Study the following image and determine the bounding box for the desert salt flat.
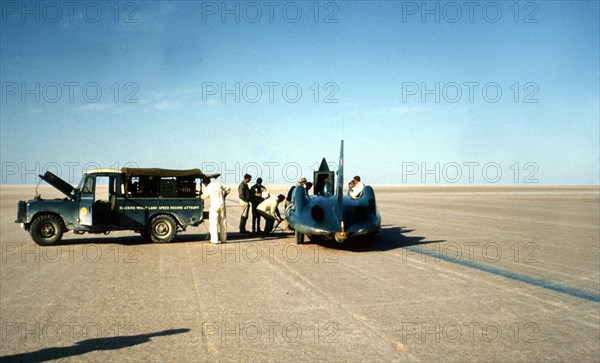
[1,185,598,362]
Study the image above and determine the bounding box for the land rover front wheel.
[148,215,177,243]
[30,214,64,245]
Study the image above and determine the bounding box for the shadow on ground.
[313,225,446,253]
[0,328,190,363]
[55,234,206,246]
[50,226,441,252]
[54,231,286,246]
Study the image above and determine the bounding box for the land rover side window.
[176,177,197,198]
[94,176,112,202]
[159,177,177,198]
[157,177,197,198]
[127,177,139,197]
[127,176,159,198]
[81,176,95,194]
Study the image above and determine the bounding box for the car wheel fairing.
[295,230,305,244]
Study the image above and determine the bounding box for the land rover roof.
[121,168,220,179]
[86,168,121,175]
[84,168,221,179]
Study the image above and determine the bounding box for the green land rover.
[16,168,219,245]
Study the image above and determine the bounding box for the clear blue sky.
[1,1,598,185]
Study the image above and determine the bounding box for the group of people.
[202,174,286,244]
[201,174,365,244]
[238,174,285,236]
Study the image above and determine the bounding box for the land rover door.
[78,174,95,226]
[77,173,121,228]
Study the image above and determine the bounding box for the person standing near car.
[201,177,230,244]
[238,173,252,234]
[250,177,267,233]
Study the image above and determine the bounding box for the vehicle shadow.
[55,231,283,246]
[312,225,446,253]
[53,227,441,251]
[55,235,163,246]
[0,328,190,363]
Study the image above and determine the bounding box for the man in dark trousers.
[257,194,286,235]
[238,174,251,234]
[250,177,267,233]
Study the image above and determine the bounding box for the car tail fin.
[336,140,344,202]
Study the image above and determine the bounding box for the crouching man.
[201,177,231,244]
[257,194,285,235]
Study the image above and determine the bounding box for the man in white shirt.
[257,194,285,235]
[201,177,231,244]
[348,175,365,199]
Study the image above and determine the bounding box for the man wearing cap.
[250,177,267,233]
[348,175,365,199]
[257,194,286,235]
[201,177,231,244]
[238,174,252,234]
[285,177,307,205]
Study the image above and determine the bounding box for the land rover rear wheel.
[30,214,64,246]
[148,215,177,243]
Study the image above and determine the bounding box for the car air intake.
[311,206,325,223]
